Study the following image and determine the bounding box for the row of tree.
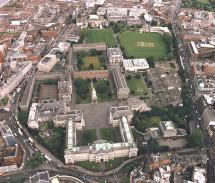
[182,0,215,11]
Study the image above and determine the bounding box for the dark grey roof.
[6,135,16,147]
[112,66,128,89]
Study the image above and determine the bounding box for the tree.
[0,97,9,106]
[140,13,145,20]
[95,80,108,93]
[150,20,158,26]
[89,49,98,56]
[74,79,90,98]
[92,77,97,83]
[163,32,173,52]
[135,74,141,79]
[126,75,131,80]
[65,15,75,25]
[187,129,204,148]
[147,57,155,68]
[18,111,29,127]
[88,63,94,70]
[27,153,44,168]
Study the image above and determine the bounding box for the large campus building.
[0,62,32,99]
[72,43,107,52]
[159,121,187,138]
[37,54,58,73]
[27,101,85,129]
[107,48,123,66]
[109,106,133,127]
[0,121,23,172]
[19,75,35,111]
[112,66,130,99]
[64,107,138,164]
[58,76,73,102]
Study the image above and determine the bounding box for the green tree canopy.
[147,57,155,68]
[187,129,204,148]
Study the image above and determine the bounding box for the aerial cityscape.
[0,0,215,182]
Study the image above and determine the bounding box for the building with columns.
[64,109,138,164]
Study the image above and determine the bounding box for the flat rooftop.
[112,66,128,89]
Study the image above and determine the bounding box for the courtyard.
[94,79,112,102]
[79,55,106,71]
[74,78,91,104]
[32,79,59,103]
[119,31,168,59]
[74,101,117,129]
[126,74,148,96]
[76,50,107,71]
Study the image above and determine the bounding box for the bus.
[18,128,23,136]
[17,121,22,129]
[16,88,21,92]
[44,155,51,161]
[4,108,9,112]
[28,137,33,144]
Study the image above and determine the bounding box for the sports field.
[119,31,168,59]
[83,29,117,47]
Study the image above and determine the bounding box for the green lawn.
[83,29,117,47]
[119,31,168,59]
[100,128,120,142]
[80,129,97,145]
[105,157,127,170]
[149,116,161,126]
[80,55,106,70]
[94,80,112,102]
[126,75,148,96]
[75,157,127,172]
[82,56,101,70]
[76,161,101,172]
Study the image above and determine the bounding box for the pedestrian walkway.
[96,128,101,139]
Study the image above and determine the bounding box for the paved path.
[65,155,145,176]
[96,128,101,139]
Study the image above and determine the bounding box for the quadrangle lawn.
[83,29,117,47]
[126,75,148,96]
[82,56,101,70]
[119,31,168,59]
[100,128,120,142]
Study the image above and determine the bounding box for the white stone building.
[109,106,133,127]
[0,62,32,99]
[27,101,85,130]
[37,54,58,73]
[64,116,138,164]
[123,58,149,73]
[107,48,123,66]
[159,121,177,138]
